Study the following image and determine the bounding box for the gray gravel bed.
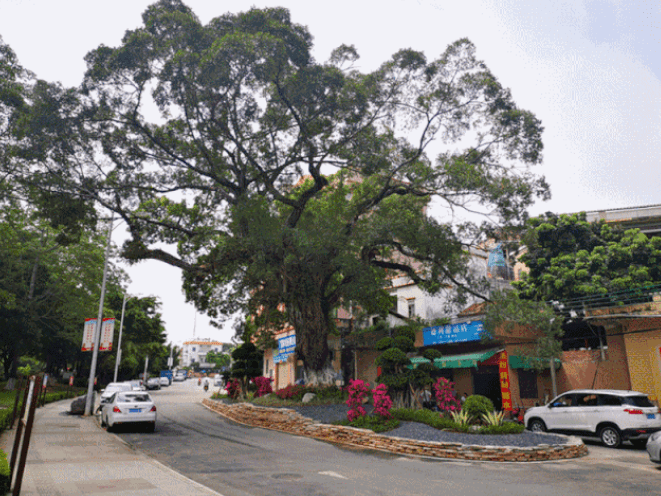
[280,404,569,447]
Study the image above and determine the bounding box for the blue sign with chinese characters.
[274,335,296,363]
[423,321,485,346]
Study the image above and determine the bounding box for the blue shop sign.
[274,335,296,363]
[423,321,485,346]
[278,335,296,354]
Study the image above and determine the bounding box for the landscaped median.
[202,399,588,462]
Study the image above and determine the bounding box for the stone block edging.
[202,399,587,462]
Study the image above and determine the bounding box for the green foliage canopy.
[4,1,548,381]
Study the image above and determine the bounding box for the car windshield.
[117,393,151,403]
[623,395,654,408]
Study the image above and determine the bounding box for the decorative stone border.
[202,399,588,462]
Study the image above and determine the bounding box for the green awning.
[406,356,431,369]
[509,356,562,370]
[432,349,500,369]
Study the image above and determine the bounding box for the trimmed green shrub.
[0,448,10,494]
[478,422,526,435]
[462,395,494,420]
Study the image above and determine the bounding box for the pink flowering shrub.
[252,376,274,398]
[371,383,393,419]
[226,378,241,399]
[346,379,370,422]
[432,377,461,415]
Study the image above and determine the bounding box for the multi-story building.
[180,339,231,368]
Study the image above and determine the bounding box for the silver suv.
[524,389,661,448]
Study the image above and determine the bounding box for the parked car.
[98,382,133,410]
[100,391,157,432]
[159,376,170,387]
[524,389,661,448]
[125,380,145,391]
[173,372,186,382]
[213,374,224,387]
[647,430,661,463]
[145,378,161,390]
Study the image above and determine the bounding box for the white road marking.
[319,471,348,479]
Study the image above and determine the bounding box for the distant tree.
[206,351,231,370]
[483,290,563,396]
[514,212,661,302]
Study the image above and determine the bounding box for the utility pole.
[143,356,149,383]
[84,214,114,417]
[113,294,134,383]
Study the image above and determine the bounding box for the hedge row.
[0,449,8,494]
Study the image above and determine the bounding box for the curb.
[202,399,588,463]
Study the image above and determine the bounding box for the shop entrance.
[472,365,502,410]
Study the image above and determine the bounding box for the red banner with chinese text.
[498,350,512,411]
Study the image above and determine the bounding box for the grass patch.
[0,449,9,495]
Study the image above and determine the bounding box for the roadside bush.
[274,384,310,401]
[346,379,370,422]
[462,395,494,421]
[226,379,241,399]
[310,385,346,402]
[251,377,273,398]
[478,422,525,435]
[372,384,393,419]
[390,407,416,421]
[0,408,14,431]
[432,377,461,415]
[0,449,9,495]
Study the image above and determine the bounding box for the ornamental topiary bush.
[462,395,494,421]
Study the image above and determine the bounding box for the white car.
[524,389,661,448]
[101,391,157,432]
[159,376,170,387]
[98,382,133,410]
[647,430,661,463]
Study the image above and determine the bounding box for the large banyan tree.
[8,0,548,384]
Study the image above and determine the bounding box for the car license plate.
[129,408,141,413]
[647,413,656,419]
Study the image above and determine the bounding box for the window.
[552,394,574,407]
[599,394,622,406]
[518,370,538,399]
[408,299,416,318]
[192,347,196,351]
[575,394,598,406]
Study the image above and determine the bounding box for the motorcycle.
[198,378,202,386]
[203,381,209,392]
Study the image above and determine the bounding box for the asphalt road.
[107,380,661,496]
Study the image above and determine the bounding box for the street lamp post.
[84,214,114,417]
[113,294,134,383]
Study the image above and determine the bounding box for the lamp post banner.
[99,318,115,351]
[82,318,96,351]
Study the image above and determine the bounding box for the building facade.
[181,339,231,368]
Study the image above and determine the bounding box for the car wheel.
[630,439,647,449]
[599,426,622,448]
[528,419,547,433]
[101,414,107,427]
[146,422,155,433]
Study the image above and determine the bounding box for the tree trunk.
[289,294,334,386]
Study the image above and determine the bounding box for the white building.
[180,338,231,367]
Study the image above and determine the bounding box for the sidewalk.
[0,399,223,496]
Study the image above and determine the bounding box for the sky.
[1,0,659,347]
